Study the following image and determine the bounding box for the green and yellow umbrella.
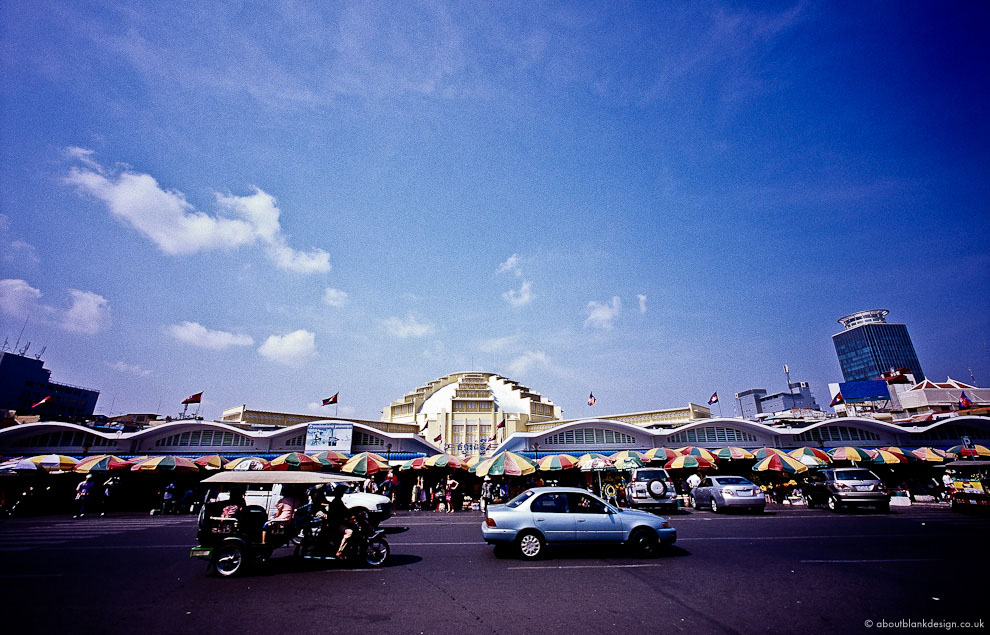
[714,447,755,461]
[224,456,269,471]
[73,454,130,473]
[399,457,428,471]
[946,444,990,458]
[476,451,537,477]
[828,447,873,463]
[462,454,483,473]
[536,454,579,471]
[28,454,78,472]
[423,454,466,469]
[193,454,228,470]
[643,447,679,463]
[911,447,948,462]
[130,455,199,472]
[869,449,908,465]
[676,446,718,462]
[268,452,322,471]
[341,452,389,476]
[664,455,715,471]
[789,447,831,462]
[752,453,808,474]
[879,447,915,460]
[610,450,646,469]
[311,451,350,467]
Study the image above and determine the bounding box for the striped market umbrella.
[312,450,349,465]
[828,447,873,463]
[911,447,948,462]
[399,457,428,471]
[945,444,990,458]
[536,454,580,471]
[752,447,789,460]
[789,447,831,462]
[664,455,715,471]
[476,452,537,477]
[462,454,484,473]
[423,454,466,470]
[193,454,228,470]
[0,458,41,471]
[130,455,199,472]
[676,446,718,462]
[28,454,78,472]
[752,453,808,475]
[643,447,679,463]
[341,452,390,476]
[713,447,756,461]
[74,455,131,473]
[268,452,322,471]
[879,447,914,459]
[610,450,645,469]
[224,456,269,471]
[869,449,908,465]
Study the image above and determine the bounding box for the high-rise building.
[0,352,100,419]
[832,309,925,383]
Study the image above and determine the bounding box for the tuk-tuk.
[190,471,389,576]
[945,460,990,511]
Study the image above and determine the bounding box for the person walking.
[74,474,95,518]
[480,476,495,514]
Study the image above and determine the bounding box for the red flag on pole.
[322,393,339,406]
[433,433,442,443]
[32,395,52,408]
[181,392,203,405]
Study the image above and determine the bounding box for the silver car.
[481,486,677,560]
[689,476,765,513]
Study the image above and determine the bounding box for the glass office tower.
[832,309,925,383]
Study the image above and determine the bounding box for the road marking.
[677,533,928,541]
[508,563,664,570]
[800,558,944,563]
[389,541,486,545]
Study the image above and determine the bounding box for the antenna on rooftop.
[1,337,8,353]
[13,317,28,352]
[34,345,46,360]
[17,342,30,356]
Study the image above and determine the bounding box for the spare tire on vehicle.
[647,479,667,499]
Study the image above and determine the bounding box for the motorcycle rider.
[325,483,356,558]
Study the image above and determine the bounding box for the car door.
[696,477,713,505]
[530,492,574,543]
[567,493,623,542]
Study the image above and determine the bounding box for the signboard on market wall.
[304,422,353,454]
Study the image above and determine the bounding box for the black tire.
[363,537,390,567]
[517,531,545,560]
[628,528,660,558]
[212,543,246,577]
[647,479,668,499]
[710,497,719,513]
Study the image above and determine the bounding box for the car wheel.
[827,496,841,512]
[628,528,660,558]
[647,479,668,499]
[517,531,545,560]
[690,495,699,510]
[363,537,390,567]
[710,497,719,513]
[212,543,245,577]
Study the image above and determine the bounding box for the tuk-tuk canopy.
[200,471,366,486]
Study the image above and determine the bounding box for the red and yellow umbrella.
[423,454,466,469]
[828,447,873,462]
[28,454,78,472]
[677,446,718,462]
[911,447,948,462]
[879,447,914,459]
[224,456,269,471]
[341,452,389,476]
[462,454,484,473]
[268,452,322,471]
[665,455,715,471]
[643,447,679,463]
[789,447,831,462]
[946,444,990,458]
[869,449,908,465]
[476,452,537,477]
[536,454,579,471]
[193,454,228,470]
[752,447,789,460]
[311,450,349,466]
[130,455,199,472]
[752,453,808,474]
[714,447,756,460]
[74,455,130,473]
[399,457,428,471]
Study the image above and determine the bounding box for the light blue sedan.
[481,487,677,559]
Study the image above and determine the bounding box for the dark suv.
[803,467,890,512]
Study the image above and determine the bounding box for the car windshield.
[835,469,878,481]
[635,470,667,481]
[714,477,751,485]
[506,490,536,508]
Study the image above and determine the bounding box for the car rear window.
[835,469,878,481]
[634,470,668,481]
[714,477,751,485]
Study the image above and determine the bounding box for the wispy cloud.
[107,360,152,377]
[506,350,551,377]
[381,313,436,338]
[479,334,522,354]
[61,289,111,335]
[65,150,330,274]
[323,288,349,308]
[1,215,40,266]
[584,296,622,330]
[497,253,535,307]
[167,321,254,350]
[0,279,110,335]
[258,329,317,366]
[497,253,523,276]
[637,294,647,314]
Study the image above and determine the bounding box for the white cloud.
[107,361,152,377]
[584,296,622,330]
[507,350,551,377]
[478,334,522,354]
[258,329,317,366]
[381,313,435,338]
[502,280,534,307]
[638,294,647,314]
[61,289,111,335]
[167,321,254,350]
[0,279,43,317]
[497,253,523,277]
[65,151,330,273]
[323,287,350,307]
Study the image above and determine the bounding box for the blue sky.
[1,1,988,421]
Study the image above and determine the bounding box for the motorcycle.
[294,505,390,567]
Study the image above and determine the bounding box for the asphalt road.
[2,506,988,634]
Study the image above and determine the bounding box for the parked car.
[623,467,679,512]
[689,475,765,513]
[803,467,890,512]
[481,486,676,560]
